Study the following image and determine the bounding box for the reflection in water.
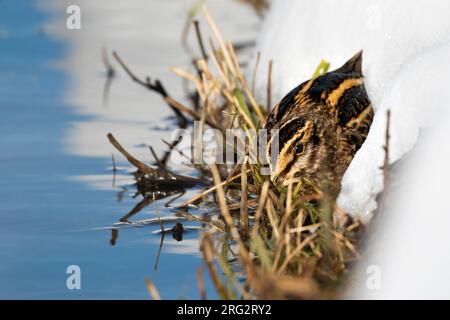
[107,164,206,271]
[105,132,208,249]
[113,51,189,128]
[101,47,116,109]
[41,0,260,159]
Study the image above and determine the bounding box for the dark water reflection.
[0,0,259,299]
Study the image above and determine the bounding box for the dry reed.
[110,5,366,300]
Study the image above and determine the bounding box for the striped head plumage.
[265,51,374,197]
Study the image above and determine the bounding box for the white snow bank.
[340,42,450,220]
[350,44,450,296]
[253,0,450,220]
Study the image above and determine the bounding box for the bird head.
[267,112,339,187]
[264,50,372,196]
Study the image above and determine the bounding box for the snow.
[252,0,450,220]
[254,0,450,298]
[350,85,450,298]
[340,42,450,220]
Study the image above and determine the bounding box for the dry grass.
[110,6,365,300]
[176,7,362,299]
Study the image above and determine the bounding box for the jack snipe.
[265,51,373,198]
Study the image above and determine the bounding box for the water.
[0,0,260,299]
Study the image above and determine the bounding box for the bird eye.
[295,143,304,154]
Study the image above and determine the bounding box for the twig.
[149,146,168,171]
[112,51,188,126]
[251,180,270,237]
[201,234,230,299]
[144,278,161,300]
[161,138,193,164]
[181,0,206,53]
[276,234,318,275]
[196,266,207,300]
[107,133,151,174]
[194,20,208,61]
[111,153,117,188]
[374,109,392,217]
[176,170,249,207]
[251,52,261,95]
[158,136,183,166]
[382,109,391,191]
[165,96,221,130]
[102,47,115,109]
[153,193,165,272]
[240,163,249,235]
[119,196,152,223]
[267,59,273,114]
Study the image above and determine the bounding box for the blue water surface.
[0,0,214,299]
